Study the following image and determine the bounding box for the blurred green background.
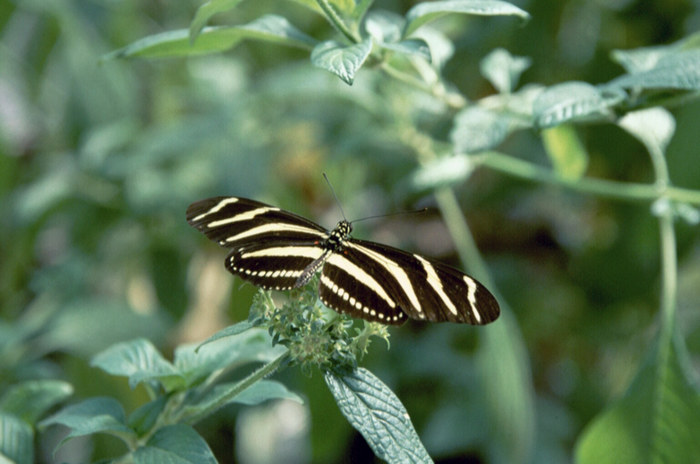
[1,0,700,463]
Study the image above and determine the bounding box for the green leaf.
[193,379,303,411]
[480,47,531,94]
[404,0,530,37]
[176,328,286,388]
[133,424,217,464]
[195,320,255,352]
[311,39,373,85]
[39,397,134,450]
[189,0,244,41]
[91,338,182,391]
[609,49,700,90]
[128,396,167,437]
[532,81,624,128]
[0,380,73,426]
[542,125,589,180]
[364,11,431,60]
[575,330,700,464]
[0,413,34,464]
[106,16,316,60]
[450,106,513,153]
[618,108,676,155]
[410,154,474,191]
[324,367,432,464]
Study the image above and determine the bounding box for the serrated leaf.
[39,397,133,450]
[325,367,432,464]
[311,39,373,85]
[189,0,244,41]
[91,339,182,391]
[195,320,254,352]
[404,0,530,37]
[450,106,513,153]
[618,107,676,155]
[411,154,473,191]
[0,413,34,464]
[575,330,700,464]
[480,47,531,94]
[542,125,589,180]
[0,380,73,426]
[532,81,623,128]
[176,329,286,388]
[609,49,700,90]
[133,424,217,464]
[106,16,316,60]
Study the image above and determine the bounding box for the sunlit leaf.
[404,0,530,37]
[311,39,373,85]
[106,16,316,60]
[533,81,624,128]
[618,107,676,155]
[480,47,531,94]
[450,106,513,153]
[411,154,473,191]
[609,49,700,90]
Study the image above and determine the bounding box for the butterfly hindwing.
[335,239,499,324]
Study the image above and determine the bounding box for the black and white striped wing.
[320,239,500,325]
[186,197,328,290]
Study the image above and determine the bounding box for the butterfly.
[187,196,500,325]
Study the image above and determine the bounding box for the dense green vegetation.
[1,1,700,463]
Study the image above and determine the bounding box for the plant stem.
[316,0,361,43]
[478,151,700,205]
[178,350,290,425]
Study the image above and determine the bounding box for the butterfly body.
[187,196,500,325]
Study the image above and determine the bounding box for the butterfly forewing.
[186,197,327,249]
[187,196,500,325]
[187,197,329,290]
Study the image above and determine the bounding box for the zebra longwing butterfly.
[187,197,500,325]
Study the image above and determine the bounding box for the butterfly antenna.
[352,208,428,224]
[323,173,347,221]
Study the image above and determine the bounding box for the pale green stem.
[477,151,700,205]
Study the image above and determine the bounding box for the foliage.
[1,0,700,463]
